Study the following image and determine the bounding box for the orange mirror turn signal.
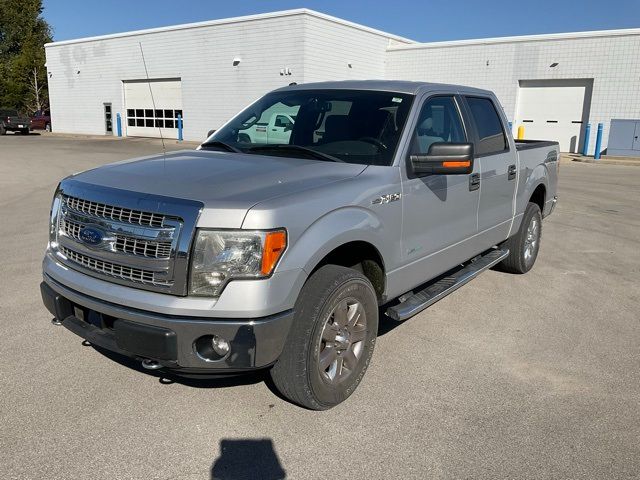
[442,161,471,168]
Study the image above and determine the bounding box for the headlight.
[189,229,287,297]
[49,188,62,248]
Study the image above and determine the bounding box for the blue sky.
[43,0,639,42]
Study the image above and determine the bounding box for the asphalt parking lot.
[1,133,638,479]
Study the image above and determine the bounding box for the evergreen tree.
[0,0,52,113]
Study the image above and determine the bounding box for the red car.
[30,110,51,131]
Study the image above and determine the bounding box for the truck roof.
[275,80,493,96]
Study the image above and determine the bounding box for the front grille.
[65,195,166,227]
[53,183,202,296]
[60,246,170,286]
[115,236,172,258]
[61,218,172,259]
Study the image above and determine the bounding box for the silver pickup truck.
[41,81,558,409]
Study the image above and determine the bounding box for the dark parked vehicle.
[30,110,51,131]
[0,109,31,135]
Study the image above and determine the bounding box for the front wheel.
[498,202,542,274]
[270,265,379,410]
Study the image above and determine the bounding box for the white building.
[45,9,640,154]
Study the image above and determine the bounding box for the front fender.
[279,206,389,275]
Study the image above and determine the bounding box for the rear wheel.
[270,265,378,410]
[498,202,542,274]
[21,128,30,135]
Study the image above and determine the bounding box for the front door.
[397,95,480,293]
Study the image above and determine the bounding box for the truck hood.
[70,149,367,228]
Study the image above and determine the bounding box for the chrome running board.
[385,248,509,322]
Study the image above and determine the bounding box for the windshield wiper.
[200,140,242,153]
[247,144,344,163]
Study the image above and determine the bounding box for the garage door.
[124,79,182,138]
[515,79,592,153]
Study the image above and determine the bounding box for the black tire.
[498,202,542,274]
[0,125,6,135]
[270,264,379,410]
[21,128,30,135]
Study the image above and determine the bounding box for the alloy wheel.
[318,298,367,384]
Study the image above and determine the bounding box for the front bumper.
[41,275,294,373]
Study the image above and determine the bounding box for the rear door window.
[465,97,508,155]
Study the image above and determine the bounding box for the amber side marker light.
[442,161,471,168]
[261,230,287,275]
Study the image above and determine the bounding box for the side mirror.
[207,129,216,137]
[410,142,474,175]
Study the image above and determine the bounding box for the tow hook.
[141,359,162,370]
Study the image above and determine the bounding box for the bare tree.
[26,66,45,113]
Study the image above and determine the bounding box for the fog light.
[194,334,231,361]
[211,335,230,356]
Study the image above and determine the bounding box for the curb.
[570,157,640,166]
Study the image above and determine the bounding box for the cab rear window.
[465,97,508,155]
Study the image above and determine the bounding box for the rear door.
[461,95,516,246]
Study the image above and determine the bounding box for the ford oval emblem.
[79,226,104,246]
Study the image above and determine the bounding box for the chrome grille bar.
[65,195,166,227]
[59,246,171,286]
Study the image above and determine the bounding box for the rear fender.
[515,163,549,229]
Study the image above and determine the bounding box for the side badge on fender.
[371,193,401,205]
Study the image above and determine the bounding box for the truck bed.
[514,139,559,151]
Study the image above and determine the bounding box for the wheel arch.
[529,183,546,212]
[310,240,386,301]
[278,206,390,302]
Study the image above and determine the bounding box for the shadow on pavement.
[210,438,286,480]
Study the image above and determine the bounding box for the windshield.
[206,89,414,166]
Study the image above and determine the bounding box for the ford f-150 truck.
[41,81,559,410]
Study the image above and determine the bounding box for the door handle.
[469,173,480,191]
[508,164,517,180]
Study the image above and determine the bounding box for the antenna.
[138,42,166,161]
